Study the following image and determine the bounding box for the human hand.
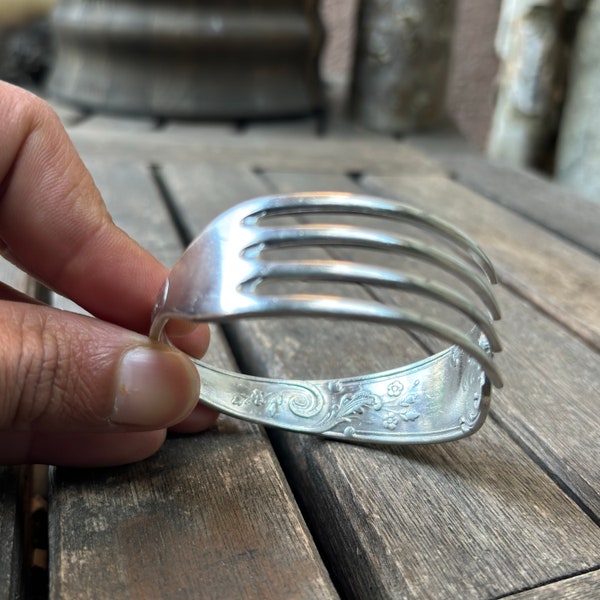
[0,81,218,466]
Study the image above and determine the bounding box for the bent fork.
[150,192,503,444]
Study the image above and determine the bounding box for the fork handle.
[190,341,491,444]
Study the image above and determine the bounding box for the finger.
[0,302,218,440]
[169,404,220,434]
[163,320,219,433]
[0,430,167,467]
[165,319,210,359]
[0,82,165,334]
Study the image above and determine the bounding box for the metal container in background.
[350,0,456,134]
[47,0,324,118]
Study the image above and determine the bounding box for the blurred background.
[2,0,598,204]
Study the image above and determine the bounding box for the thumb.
[0,302,200,432]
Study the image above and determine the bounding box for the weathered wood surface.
[506,569,600,599]
[73,114,157,133]
[39,108,600,598]
[158,163,600,598]
[67,125,443,175]
[0,258,33,600]
[431,152,600,257]
[361,173,600,502]
[363,173,600,351]
[48,161,337,599]
[256,169,600,588]
[0,467,21,600]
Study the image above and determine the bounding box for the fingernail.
[112,345,199,428]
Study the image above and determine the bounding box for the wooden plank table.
[0,259,37,600]
[4,100,600,599]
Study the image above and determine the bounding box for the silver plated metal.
[150,192,503,444]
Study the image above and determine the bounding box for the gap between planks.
[47,160,338,600]
[494,566,600,599]
[0,258,50,599]
[156,163,600,599]
[262,169,600,520]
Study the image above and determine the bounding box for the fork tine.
[152,192,504,443]
[242,260,502,352]
[243,293,503,388]
[245,224,501,319]
[242,193,498,283]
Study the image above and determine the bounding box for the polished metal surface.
[151,192,502,444]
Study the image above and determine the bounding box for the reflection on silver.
[151,193,502,444]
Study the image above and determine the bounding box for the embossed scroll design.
[229,376,435,436]
[328,378,426,438]
[231,387,323,420]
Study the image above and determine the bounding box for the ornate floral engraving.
[338,390,383,417]
[232,389,284,418]
[382,412,400,430]
[460,392,482,432]
[327,377,426,435]
[288,390,324,418]
[387,380,404,397]
[222,335,488,439]
[231,386,323,421]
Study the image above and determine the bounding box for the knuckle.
[0,308,77,428]
[4,83,57,137]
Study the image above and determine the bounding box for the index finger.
[0,82,165,334]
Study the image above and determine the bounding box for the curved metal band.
[150,192,502,444]
[157,324,493,445]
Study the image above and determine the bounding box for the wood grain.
[488,286,600,517]
[269,421,600,599]
[438,153,600,257]
[505,569,600,599]
[159,163,600,598]
[0,258,33,600]
[68,126,443,175]
[263,170,600,517]
[50,422,335,600]
[48,161,337,599]
[363,173,600,351]
[0,467,22,600]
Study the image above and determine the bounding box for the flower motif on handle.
[251,389,266,406]
[387,380,404,397]
[382,412,400,430]
[232,388,315,420]
[329,377,425,432]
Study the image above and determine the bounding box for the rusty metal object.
[350,0,456,133]
[47,0,324,118]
